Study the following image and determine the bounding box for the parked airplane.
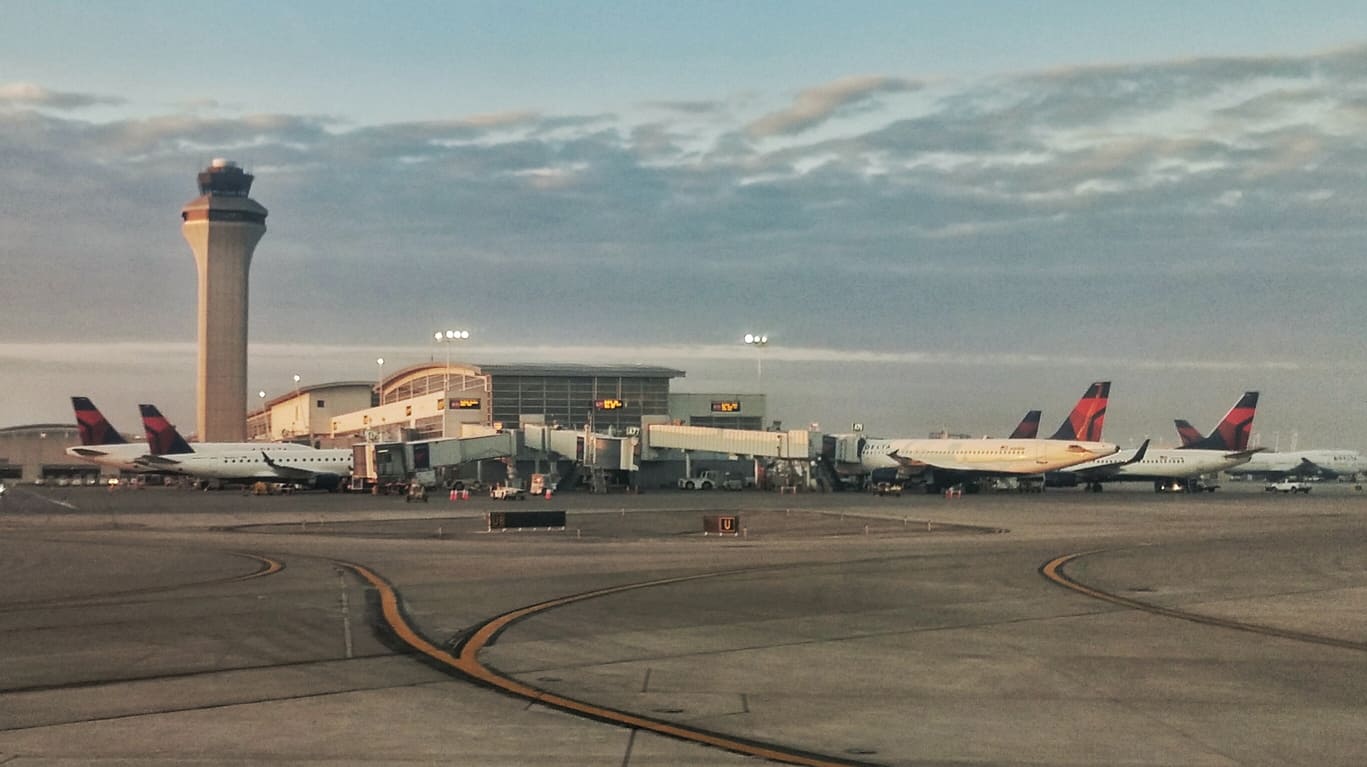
[64,397,156,472]
[1171,392,1363,480]
[65,397,321,479]
[138,447,353,490]
[857,384,1119,492]
[1227,450,1366,481]
[1051,391,1263,492]
[133,404,350,489]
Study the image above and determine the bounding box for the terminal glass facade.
[490,373,672,431]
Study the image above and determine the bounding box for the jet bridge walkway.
[644,425,817,459]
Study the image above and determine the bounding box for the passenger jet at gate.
[857,383,1119,492]
[1050,391,1264,492]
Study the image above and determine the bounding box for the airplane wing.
[1222,447,1266,465]
[1062,439,1151,482]
[1294,456,1339,478]
[136,454,184,467]
[259,451,331,481]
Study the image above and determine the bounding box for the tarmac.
[1,482,1365,765]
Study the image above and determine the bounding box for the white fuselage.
[154,448,353,482]
[1235,450,1366,478]
[1062,447,1252,480]
[66,441,315,473]
[860,437,1118,475]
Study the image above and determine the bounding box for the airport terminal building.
[246,361,764,446]
[6,360,766,485]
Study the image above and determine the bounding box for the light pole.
[257,390,266,441]
[292,374,301,438]
[743,333,769,380]
[434,330,470,395]
[375,357,385,406]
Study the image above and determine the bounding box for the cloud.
[0,82,123,110]
[745,75,923,138]
[5,44,1367,386]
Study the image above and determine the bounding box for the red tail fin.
[71,396,127,446]
[1009,410,1042,439]
[1049,381,1110,441]
[1173,419,1204,447]
[1183,391,1258,451]
[139,404,195,455]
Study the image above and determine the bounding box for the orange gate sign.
[702,514,739,536]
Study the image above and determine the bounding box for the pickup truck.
[1265,480,1312,493]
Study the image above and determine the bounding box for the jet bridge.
[644,425,818,459]
[353,432,516,491]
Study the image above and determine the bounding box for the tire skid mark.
[337,559,879,767]
[1041,551,1367,653]
[0,552,284,613]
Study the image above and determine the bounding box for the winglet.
[1122,439,1150,466]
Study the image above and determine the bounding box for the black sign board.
[487,510,567,531]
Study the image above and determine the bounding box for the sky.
[2,1,1367,450]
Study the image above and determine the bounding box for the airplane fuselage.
[1060,447,1253,481]
[1234,450,1366,479]
[859,437,1118,476]
[66,441,316,473]
[150,448,354,485]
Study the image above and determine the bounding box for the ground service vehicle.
[489,484,526,500]
[678,470,743,490]
[1266,480,1312,493]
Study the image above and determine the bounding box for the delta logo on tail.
[139,404,195,455]
[72,396,128,446]
[1008,410,1042,439]
[1174,419,1205,447]
[1175,391,1258,451]
[1049,381,1110,441]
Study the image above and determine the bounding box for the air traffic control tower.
[181,159,267,442]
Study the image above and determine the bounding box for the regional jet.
[1051,391,1263,492]
[138,448,354,490]
[1171,392,1363,480]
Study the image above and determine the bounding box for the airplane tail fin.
[139,404,195,455]
[1009,410,1042,439]
[1049,381,1110,441]
[71,396,127,446]
[1174,419,1204,447]
[1186,391,1259,451]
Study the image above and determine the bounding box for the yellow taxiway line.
[337,560,876,767]
[1042,551,1367,652]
